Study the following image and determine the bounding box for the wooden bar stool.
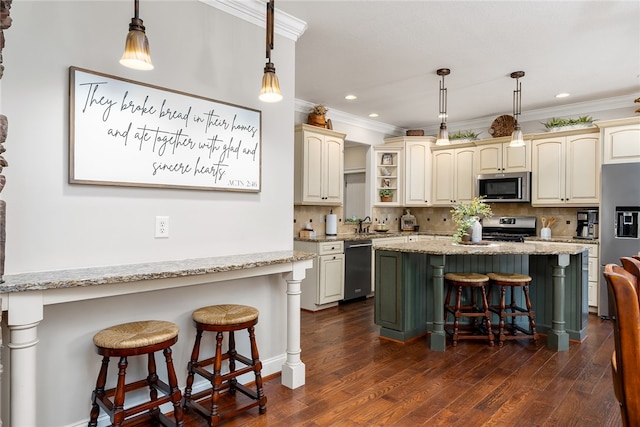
[88,320,184,427]
[183,304,266,426]
[444,272,494,346]
[487,272,539,347]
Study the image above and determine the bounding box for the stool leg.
[444,282,453,322]
[452,285,463,346]
[479,286,494,347]
[88,356,110,427]
[112,356,129,427]
[228,331,237,395]
[248,325,267,413]
[163,346,185,426]
[183,328,203,408]
[523,284,539,343]
[497,286,507,347]
[210,331,224,427]
[147,351,160,419]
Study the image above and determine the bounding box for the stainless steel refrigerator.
[599,162,640,318]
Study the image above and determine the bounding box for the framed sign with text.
[69,67,261,192]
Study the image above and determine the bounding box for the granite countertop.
[295,230,448,243]
[525,236,599,245]
[376,240,591,255]
[0,250,316,294]
[296,231,598,245]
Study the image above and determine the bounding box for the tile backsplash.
[294,204,589,238]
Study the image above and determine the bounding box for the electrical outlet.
[155,216,169,238]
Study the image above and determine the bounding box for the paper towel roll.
[326,213,337,236]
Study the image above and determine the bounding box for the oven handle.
[347,243,373,248]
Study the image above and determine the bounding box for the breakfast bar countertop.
[0,250,316,294]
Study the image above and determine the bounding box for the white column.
[6,292,43,427]
[281,260,310,389]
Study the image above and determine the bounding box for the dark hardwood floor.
[183,297,621,426]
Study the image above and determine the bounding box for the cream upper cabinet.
[476,140,531,174]
[596,117,640,164]
[431,146,476,206]
[294,124,345,206]
[404,139,433,206]
[531,131,600,206]
[378,136,435,207]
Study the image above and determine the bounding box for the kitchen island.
[374,240,590,352]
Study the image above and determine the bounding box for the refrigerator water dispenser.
[615,207,639,239]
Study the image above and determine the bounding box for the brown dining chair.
[603,264,640,427]
[622,256,640,282]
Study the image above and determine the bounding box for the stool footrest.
[97,378,175,417]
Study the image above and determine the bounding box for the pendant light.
[436,68,450,146]
[259,0,283,103]
[509,71,525,147]
[120,0,153,70]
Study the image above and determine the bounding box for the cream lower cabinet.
[431,146,476,206]
[294,240,345,311]
[294,124,345,206]
[531,131,600,206]
[584,243,599,311]
[476,139,531,174]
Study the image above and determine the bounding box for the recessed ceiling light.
[555,92,570,98]
[368,113,379,118]
[345,94,357,100]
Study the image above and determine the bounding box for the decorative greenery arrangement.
[449,130,481,141]
[310,104,328,115]
[379,188,393,198]
[542,115,595,129]
[450,196,493,243]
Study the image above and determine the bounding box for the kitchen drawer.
[318,240,344,255]
[584,244,598,257]
[588,257,598,282]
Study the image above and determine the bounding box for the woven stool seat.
[445,272,490,284]
[184,304,266,426]
[88,320,183,426]
[444,272,493,347]
[93,320,179,349]
[192,304,259,326]
[487,272,532,283]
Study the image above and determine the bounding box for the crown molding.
[199,0,307,41]
[295,99,405,137]
[420,92,640,135]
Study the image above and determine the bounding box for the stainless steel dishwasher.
[342,240,372,302]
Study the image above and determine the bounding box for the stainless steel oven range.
[481,216,537,242]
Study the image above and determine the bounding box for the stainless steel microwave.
[476,171,531,203]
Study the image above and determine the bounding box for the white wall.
[3,1,296,274]
[1,2,298,425]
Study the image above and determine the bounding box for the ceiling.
[277,0,640,133]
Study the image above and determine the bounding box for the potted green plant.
[542,115,595,132]
[450,196,493,243]
[449,129,481,142]
[307,104,329,128]
[379,188,393,202]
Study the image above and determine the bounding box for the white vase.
[471,216,482,243]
